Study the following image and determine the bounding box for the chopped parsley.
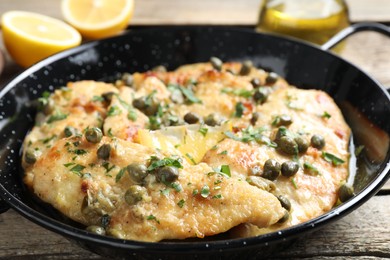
[64,163,85,177]
[212,194,223,199]
[198,126,208,137]
[37,91,51,111]
[234,102,245,118]
[224,126,276,147]
[209,165,232,178]
[321,111,332,119]
[147,156,183,171]
[115,167,126,182]
[218,150,228,155]
[107,105,122,117]
[102,162,115,174]
[221,88,254,98]
[321,152,345,166]
[92,95,104,102]
[291,178,298,189]
[185,153,197,165]
[177,199,185,208]
[160,189,170,196]
[171,182,183,192]
[47,111,68,124]
[303,162,320,176]
[40,135,57,144]
[167,84,202,104]
[147,214,160,224]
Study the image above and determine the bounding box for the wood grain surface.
[0,0,389,259]
[0,196,388,259]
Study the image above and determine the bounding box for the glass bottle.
[256,0,350,47]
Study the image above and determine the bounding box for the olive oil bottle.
[256,0,350,47]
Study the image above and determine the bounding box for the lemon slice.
[136,123,232,164]
[1,11,82,68]
[61,0,135,39]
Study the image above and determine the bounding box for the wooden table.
[0,0,389,259]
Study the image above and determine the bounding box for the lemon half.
[2,11,82,68]
[61,0,135,39]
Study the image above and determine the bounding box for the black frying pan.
[0,24,390,259]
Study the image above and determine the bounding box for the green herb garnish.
[321,111,332,119]
[198,126,208,137]
[115,168,126,182]
[321,152,345,166]
[303,162,320,176]
[146,214,160,224]
[185,153,197,165]
[177,199,185,208]
[47,111,68,123]
[147,156,183,171]
[107,105,122,117]
[234,102,245,118]
[221,88,254,98]
[92,95,104,102]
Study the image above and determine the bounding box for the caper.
[204,113,220,127]
[253,88,269,104]
[24,149,39,164]
[277,210,289,223]
[247,175,276,192]
[250,112,260,126]
[239,60,253,76]
[124,185,148,205]
[276,195,291,211]
[279,136,298,155]
[86,225,106,236]
[97,144,111,160]
[152,65,167,73]
[210,57,223,71]
[64,126,77,137]
[265,72,278,85]
[338,183,355,202]
[144,103,159,116]
[262,159,281,181]
[184,112,200,124]
[132,97,147,110]
[155,166,179,183]
[276,114,293,126]
[121,73,134,86]
[311,134,325,149]
[281,161,299,177]
[126,163,148,184]
[85,127,103,143]
[274,126,288,144]
[226,69,236,75]
[102,92,115,103]
[250,78,261,88]
[294,136,309,153]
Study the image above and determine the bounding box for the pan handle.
[321,22,390,51]
[0,197,10,214]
